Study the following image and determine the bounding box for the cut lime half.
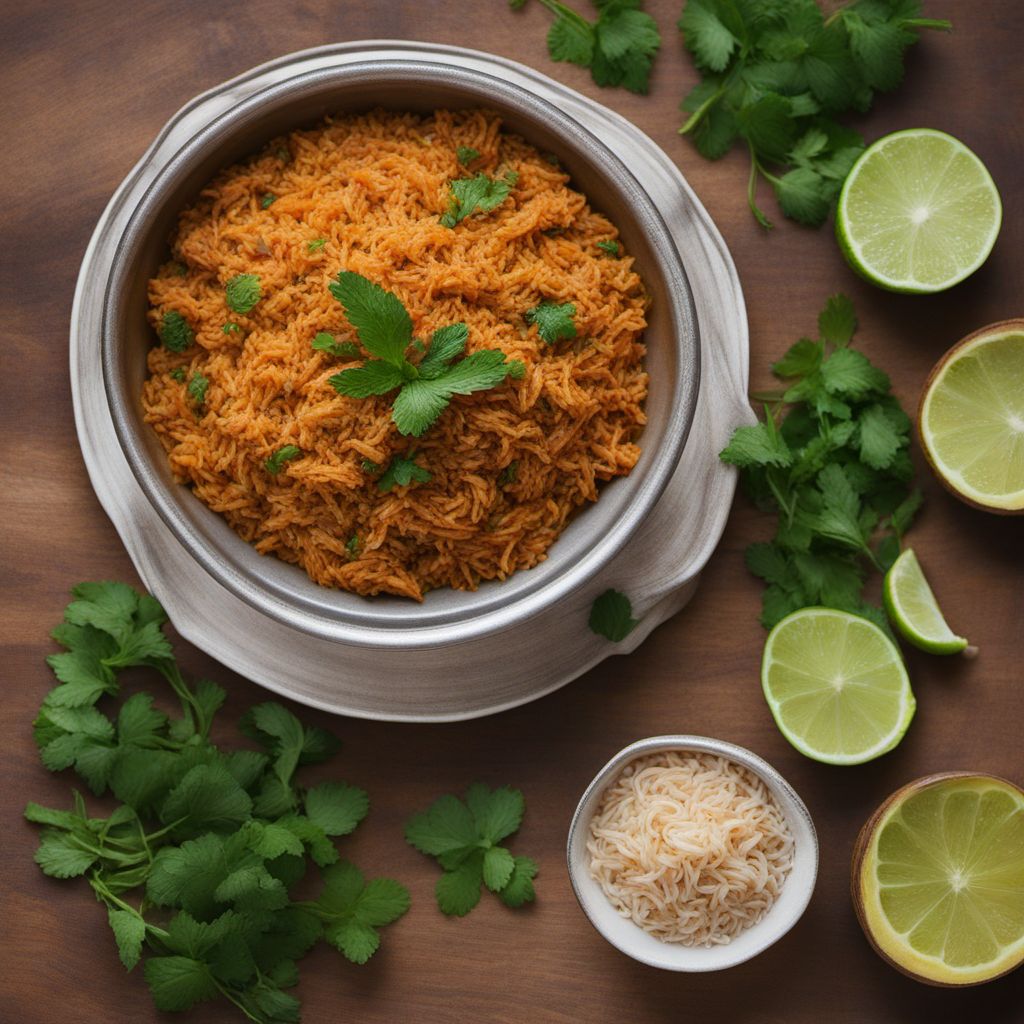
[884,549,968,655]
[854,773,1024,986]
[919,322,1024,513]
[761,608,915,765]
[836,129,1001,293]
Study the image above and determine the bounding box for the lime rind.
[859,776,1024,985]
[836,128,1002,294]
[761,607,915,766]
[920,329,1024,512]
[883,549,968,655]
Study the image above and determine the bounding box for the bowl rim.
[100,57,700,647]
[566,734,819,971]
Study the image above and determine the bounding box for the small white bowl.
[566,735,818,971]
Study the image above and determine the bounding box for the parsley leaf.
[597,239,621,256]
[307,238,327,252]
[440,170,518,227]
[405,784,535,916]
[260,193,277,209]
[678,0,952,227]
[159,311,194,352]
[720,294,919,628]
[264,446,302,475]
[526,301,577,344]
[225,274,261,315]
[377,453,432,493]
[327,273,521,435]
[456,146,481,165]
[516,0,662,95]
[588,588,638,641]
[169,367,186,382]
[222,322,242,335]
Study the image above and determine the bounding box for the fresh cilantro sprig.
[720,295,921,631]
[512,0,662,95]
[456,146,481,166]
[678,0,952,227]
[377,453,432,494]
[405,784,537,916]
[327,272,524,437]
[440,170,519,227]
[28,582,409,1024]
[526,301,577,344]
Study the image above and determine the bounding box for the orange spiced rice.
[142,109,648,600]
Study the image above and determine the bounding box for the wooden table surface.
[3,1,1022,1021]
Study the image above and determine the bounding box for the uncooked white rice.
[587,751,795,946]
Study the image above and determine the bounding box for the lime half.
[836,129,1001,293]
[919,321,1024,513]
[854,773,1024,986]
[884,549,968,655]
[761,608,915,765]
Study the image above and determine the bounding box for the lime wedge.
[883,549,968,655]
[854,773,1024,986]
[761,608,915,765]
[919,322,1024,513]
[836,129,1001,293]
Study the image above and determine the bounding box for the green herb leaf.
[187,373,209,410]
[405,784,535,916]
[328,271,412,367]
[721,294,919,628]
[596,239,621,257]
[225,274,261,315]
[440,171,518,227]
[159,311,194,352]
[522,0,661,94]
[312,332,360,358]
[261,193,277,209]
[525,301,577,344]
[391,350,515,436]
[377,453,432,493]
[222,322,242,335]
[313,862,410,964]
[144,956,218,1012]
[678,0,951,226]
[330,360,405,398]
[170,367,187,382]
[265,445,302,475]
[304,782,369,837]
[307,238,327,252]
[107,908,147,971]
[456,146,481,165]
[588,588,638,642]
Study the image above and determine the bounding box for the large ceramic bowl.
[100,58,700,647]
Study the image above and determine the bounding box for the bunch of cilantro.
[511,0,662,94]
[720,295,921,631]
[678,0,951,227]
[27,582,409,1024]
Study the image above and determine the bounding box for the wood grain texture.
[1,1,1022,1022]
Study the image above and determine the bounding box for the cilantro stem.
[746,145,774,230]
[535,0,590,32]
[154,661,212,739]
[680,85,724,135]
[90,871,170,940]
